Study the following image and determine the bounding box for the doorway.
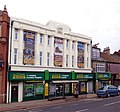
[11,84,18,102]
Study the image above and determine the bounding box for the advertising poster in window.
[24,84,34,97]
[54,38,63,67]
[35,83,44,95]
[77,42,84,68]
[23,31,35,65]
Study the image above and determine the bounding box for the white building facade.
[7,17,93,103]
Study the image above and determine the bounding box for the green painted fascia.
[71,71,75,79]
[44,70,49,81]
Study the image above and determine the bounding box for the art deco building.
[7,17,93,102]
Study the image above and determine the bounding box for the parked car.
[97,85,119,98]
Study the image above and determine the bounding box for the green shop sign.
[97,73,111,79]
[9,72,44,81]
[50,73,71,80]
[75,74,93,79]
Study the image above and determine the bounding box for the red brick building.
[101,48,120,86]
[0,6,10,103]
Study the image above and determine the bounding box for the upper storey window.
[23,31,35,65]
[40,34,43,44]
[14,48,18,64]
[72,41,74,49]
[15,29,18,40]
[48,35,50,46]
[77,42,84,68]
[66,39,69,48]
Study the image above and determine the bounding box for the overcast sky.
[0,0,120,53]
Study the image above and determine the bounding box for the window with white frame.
[15,29,18,40]
[48,35,50,45]
[14,48,18,64]
[40,34,43,44]
[72,41,74,49]
[97,63,106,72]
[72,55,74,67]
[40,51,42,65]
[66,55,68,67]
[47,52,50,66]
[66,39,69,48]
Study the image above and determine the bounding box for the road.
[5,96,120,112]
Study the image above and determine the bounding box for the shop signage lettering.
[50,73,71,79]
[52,74,60,79]
[98,74,109,79]
[9,72,44,81]
[76,74,93,79]
[13,74,25,79]
[26,75,43,79]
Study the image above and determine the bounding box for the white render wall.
[9,17,92,73]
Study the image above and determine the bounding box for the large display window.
[49,83,71,98]
[24,82,44,100]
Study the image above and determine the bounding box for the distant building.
[7,17,93,102]
[101,47,120,86]
[0,6,10,103]
[91,46,111,92]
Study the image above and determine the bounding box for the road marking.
[71,103,78,106]
[76,109,88,112]
[53,106,62,109]
[103,101,120,106]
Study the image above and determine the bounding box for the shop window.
[65,84,70,94]
[24,83,34,97]
[24,83,44,97]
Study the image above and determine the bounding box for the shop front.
[96,73,111,90]
[75,73,94,94]
[8,71,45,102]
[48,72,78,99]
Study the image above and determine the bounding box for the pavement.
[0,94,97,112]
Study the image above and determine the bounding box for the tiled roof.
[101,52,120,63]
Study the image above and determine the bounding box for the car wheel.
[107,93,110,97]
[97,96,101,98]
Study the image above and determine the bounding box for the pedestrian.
[74,88,78,99]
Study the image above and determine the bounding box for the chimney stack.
[103,47,110,54]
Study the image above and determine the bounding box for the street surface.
[5,96,120,112]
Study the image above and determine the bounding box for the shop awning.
[52,80,79,83]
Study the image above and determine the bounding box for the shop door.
[11,85,18,102]
[79,82,87,94]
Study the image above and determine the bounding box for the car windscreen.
[98,87,104,90]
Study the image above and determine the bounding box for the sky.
[0,0,120,53]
